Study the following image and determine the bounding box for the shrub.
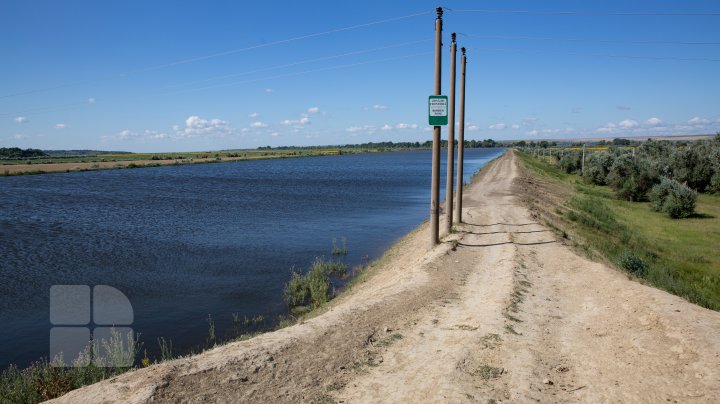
[649,177,697,218]
[583,151,613,185]
[619,251,647,275]
[606,154,657,201]
[558,152,581,174]
[283,257,347,310]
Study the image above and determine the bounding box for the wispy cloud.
[248,112,259,118]
[307,107,320,114]
[250,121,268,128]
[688,116,710,126]
[372,104,387,110]
[489,122,507,130]
[54,123,66,129]
[346,125,377,134]
[14,116,27,124]
[280,117,310,126]
[619,119,639,129]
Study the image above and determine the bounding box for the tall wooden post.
[430,7,443,247]
[444,33,457,235]
[454,47,466,224]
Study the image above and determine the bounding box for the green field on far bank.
[517,150,720,311]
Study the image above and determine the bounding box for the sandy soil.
[49,150,720,403]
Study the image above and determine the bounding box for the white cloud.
[116,129,138,140]
[14,116,27,124]
[542,129,562,134]
[270,132,280,137]
[307,107,320,114]
[511,124,520,129]
[250,121,268,128]
[87,97,96,104]
[526,130,539,136]
[54,123,66,129]
[395,123,418,130]
[280,117,310,126]
[646,117,663,126]
[175,115,234,138]
[688,116,710,125]
[109,129,169,142]
[346,125,377,133]
[381,124,392,131]
[619,119,639,129]
[145,130,168,140]
[264,88,273,93]
[489,122,507,130]
[13,133,27,139]
[372,104,387,110]
[249,112,259,118]
[466,124,480,132]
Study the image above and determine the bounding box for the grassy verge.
[516,150,720,310]
[0,148,374,176]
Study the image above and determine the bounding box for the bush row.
[532,134,720,217]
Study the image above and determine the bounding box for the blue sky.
[2,0,719,152]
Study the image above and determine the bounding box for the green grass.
[0,328,141,402]
[284,257,347,311]
[517,150,720,310]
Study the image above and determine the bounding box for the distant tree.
[649,177,697,218]
[0,147,47,159]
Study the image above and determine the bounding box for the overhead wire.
[449,9,720,17]
[464,34,720,46]
[463,46,720,63]
[0,9,433,100]
[165,38,431,90]
[161,52,432,96]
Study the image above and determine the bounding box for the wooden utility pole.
[454,47,466,224]
[444,33,457,235]
[582,144,586,175]
[430,7,443,247]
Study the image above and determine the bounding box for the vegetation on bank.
[0,329,141,403]
[263,138,505,151]
[0,240,357,402]
[0,147,47,159]
[516,146,720,311]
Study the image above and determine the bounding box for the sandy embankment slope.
[51,150,720,403]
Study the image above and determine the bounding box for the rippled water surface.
[0,148,504,368]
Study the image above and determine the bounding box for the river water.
[0,148,504,368]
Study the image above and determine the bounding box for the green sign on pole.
[428,95,448,126]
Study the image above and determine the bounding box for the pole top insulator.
[451,32,456,42]
[461,47,466,55]
[436,7,443,18]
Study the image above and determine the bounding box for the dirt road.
[51,150,720,403]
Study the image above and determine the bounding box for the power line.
[0,9,432,100]
[162,52,432,96]
[465,46,720,62]
[450,9,720,17]
[165,38,431,90]
[465,34,720,46]
[2,51,432,115]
